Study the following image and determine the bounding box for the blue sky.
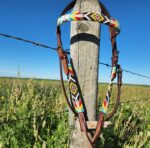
[0,0,150,85]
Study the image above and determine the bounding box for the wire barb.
[0,33,150,80]
[0,33,58,51]
[99,62,150,80]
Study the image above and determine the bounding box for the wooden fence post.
[69,0,101,147]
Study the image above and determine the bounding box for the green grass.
[0,77,150,147]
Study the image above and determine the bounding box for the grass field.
[0,77,150,148]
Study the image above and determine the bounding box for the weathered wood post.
[69,0,101,147]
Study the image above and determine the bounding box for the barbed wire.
[0,107,68,117]
[97,98,150,109]
[110,98,150,105]
[0,33,57,51]
[1,97,150,121]
[0,97,149,126]
[0,110,68,126]
[99,62,150,80]
[1,33,150,80]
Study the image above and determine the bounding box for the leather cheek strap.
[57,47,69,75]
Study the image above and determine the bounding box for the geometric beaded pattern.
[57,11,119,114]
[68,64,84,113]
[101,66,117,114]
[57,11,120,30]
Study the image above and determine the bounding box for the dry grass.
[0,77,149,147]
